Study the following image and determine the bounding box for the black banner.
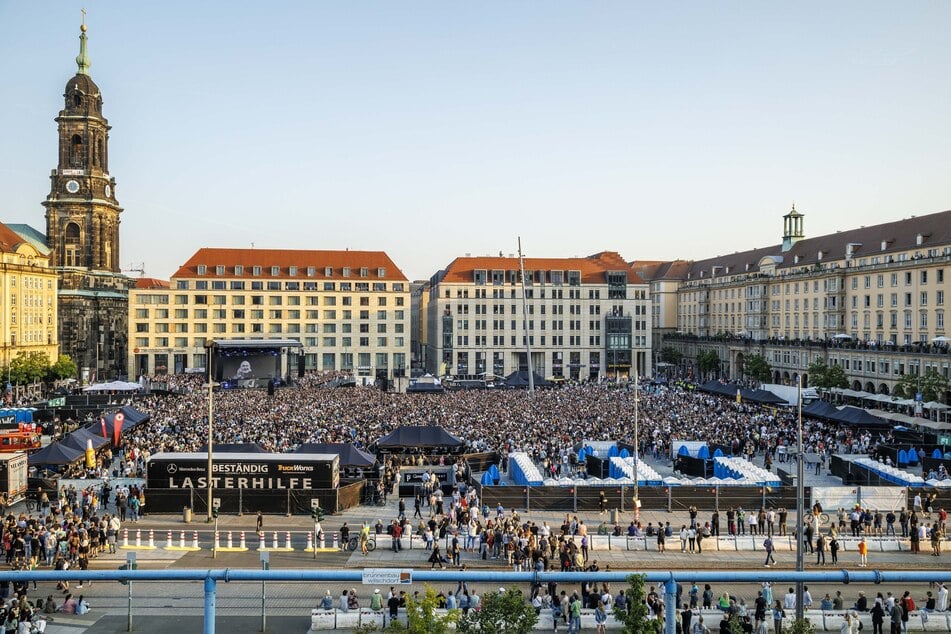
[148,455,338,491]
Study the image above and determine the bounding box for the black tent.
[86,406,151,437]
[196,443,268,453]
[294,443,376,467]
[802,400,840,420]
[749,389,788,405]
[61,427,112,452]
[828,406,890,428]
[376,425,464,450]
[503,371,551,388]
[28,442,84,466]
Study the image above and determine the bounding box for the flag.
[113,412,125,446]
[100,416,107,438]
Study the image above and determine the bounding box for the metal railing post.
[204,576,217,634]
[127,580,132,632]
[665,577,677,634]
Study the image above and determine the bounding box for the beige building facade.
[127,248,410,381]
[643,207,951,395]
[425,252,651,381]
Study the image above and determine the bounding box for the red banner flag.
[113,412,125,447]
[100,416,107,438]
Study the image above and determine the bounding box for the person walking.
[816,533,826,565]
[830,535,839,565]
[428,542,445,569]
[763,536,775,567]
[772,600,785,634]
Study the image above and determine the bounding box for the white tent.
[83,380,142,392]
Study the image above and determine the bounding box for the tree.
[745,354,772,384]
[7,351,50,385]
[613,574,662,634]
[659,347,683,366]
[807,359,848,389]
[457,587,537,634]
[48,355,78,382]
[696,350,720,380]
[400,584,458,634]
[893,370,950,402]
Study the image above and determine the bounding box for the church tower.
[42,17,131,382]
[43,17,122,271]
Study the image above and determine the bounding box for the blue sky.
[1,2,950,282]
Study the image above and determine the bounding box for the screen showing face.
[219,354,277,384]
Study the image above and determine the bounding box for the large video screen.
[217,352,280,388]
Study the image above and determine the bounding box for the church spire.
[76,9,91,76]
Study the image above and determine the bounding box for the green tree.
[697,350,720,380]
[613,574,662,634]
[48,355,78,381]
[806,359,848,389]
[745,354,772,383]
[660,347,683,365]
[399,584,458,634]
[893,370,950,402]
[457,587,537,634]
[7,351,50,385]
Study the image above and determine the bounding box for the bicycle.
[804,512,830,527]
[346,536,377,552]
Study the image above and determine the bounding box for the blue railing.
[8,568,941,634]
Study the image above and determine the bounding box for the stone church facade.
[42,21,131,381]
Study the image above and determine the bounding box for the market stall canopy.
[28,442,84,466]
[60,427,111,452]
[294,442,376,467]
[376,425,464,449]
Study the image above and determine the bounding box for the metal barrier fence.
[478,483,802,513]
[8,567,943,634]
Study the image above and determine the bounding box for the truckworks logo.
[277,464,315,473]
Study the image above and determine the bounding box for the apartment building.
[127,248,410,380]
[425,252,651,380]
[643,207,951,394]
[0,222,59,369]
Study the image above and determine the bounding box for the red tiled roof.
[0,222,27,254]
[441,252,640,285]
[134,277,170,289]
[173,248,408,281]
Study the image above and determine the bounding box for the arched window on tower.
[64,222,81,267]
[70,134,84,167]
[95,137,102,167]
[73,93,82,107]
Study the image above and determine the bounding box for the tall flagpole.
[518,237,535,396]
[796,375,804,621]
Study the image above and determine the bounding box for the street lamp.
[795,375,804,621]
[633,366,640,522]
[206,341,215,522]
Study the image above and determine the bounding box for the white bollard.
[284,531,292,549]
[320,531,326,549]
[167,531,173,549]
[227,531,233,549]
[180,531,186,548]
[192,531,199,549]
[148,530,155,548]
[272,531,278,549]
[214,531,221,550]
[332,532,339,549]
[135,529,142,548]
[122,529,129,548]
[258,533,265,551]
[306,532,313,551]
[240,531,246,549]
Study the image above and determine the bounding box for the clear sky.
[1,2,950,282]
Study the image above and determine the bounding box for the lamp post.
[206,342,215,522]
[633,366,640,522]
[796,375,804,621]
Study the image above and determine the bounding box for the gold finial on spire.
[81,8,87,32]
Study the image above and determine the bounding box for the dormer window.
[916,233,924,246]
[196,265,207,275]
[252,266,262,276]
[793,255,800,264]
[289,266,297,276]
[324,267,333,277]
[307,266,315,277]
[342,267,351,277]
[270,266,280,276]
[360,267,368,277]
[215,265,224,275]
[377,267,386,277]
[235,265,243,275]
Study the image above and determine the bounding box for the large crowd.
[105,373,882,477]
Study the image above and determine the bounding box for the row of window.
[194,265,390,279]
[135,336,407,349]
[135,308,406,320]
[137,293,406,307]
